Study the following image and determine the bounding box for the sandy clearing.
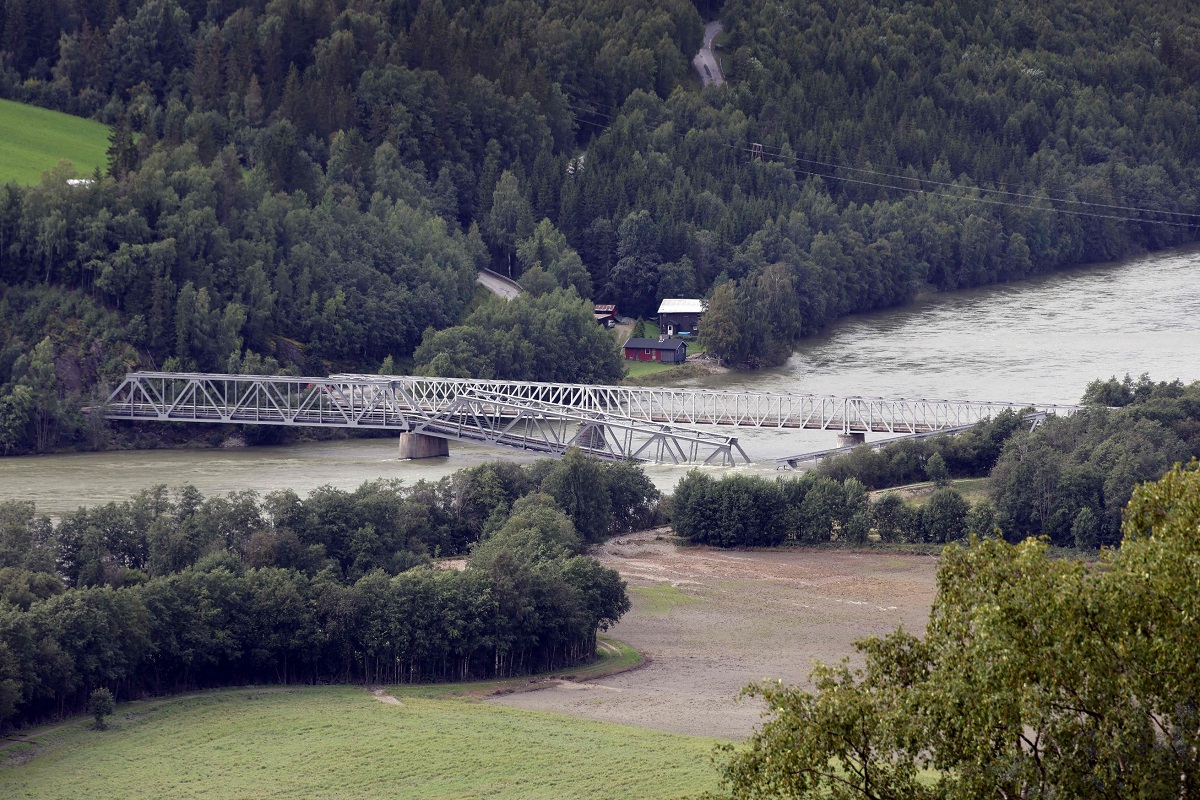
[491,531,939,739]
[370,688,403,706]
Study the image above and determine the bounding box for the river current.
[2,246,1197,515]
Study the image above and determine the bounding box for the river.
[2,246,1197,515]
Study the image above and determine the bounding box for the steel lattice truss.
[103,372,749,465]
[422,387,748,465]
[775,412,1054,469]
[330,373,1080,433]
[104,372,1081,464]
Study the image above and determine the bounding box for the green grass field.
[0,98,111,185]
[631,583,702,615]
[898,477,992,507]
[0,683,722,799]
[0,640,711,799]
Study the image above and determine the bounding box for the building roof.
[625,338,686,351]
[594,304,617,313]
[657,298,706,315]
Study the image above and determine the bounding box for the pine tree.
[106,116,137,180]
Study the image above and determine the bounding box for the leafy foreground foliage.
[0,454,658,729]
[0,98,110,185]
[715,461,1200,799]
[0,687,721,799]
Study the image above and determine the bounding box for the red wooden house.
[623,338,687,363]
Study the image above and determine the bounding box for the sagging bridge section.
[103,372,1082,466]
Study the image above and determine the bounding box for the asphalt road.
[693,21,725,86]
[475,269,522,300]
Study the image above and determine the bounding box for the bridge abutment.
[398,432,450,459]
[837,432,866,448]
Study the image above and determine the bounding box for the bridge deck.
[103,372,1081,464]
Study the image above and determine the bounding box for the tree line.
[810,376,1200,548]
[0,452,660,730]
[0,0,703,453]
[672,377,1200,550]
[0,0,1197,452]
[671,470,988,548]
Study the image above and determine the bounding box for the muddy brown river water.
[1,245,1197,514]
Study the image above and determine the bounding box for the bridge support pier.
[575,423,607,452]
[837,432,866,448]
[398,432,449,459]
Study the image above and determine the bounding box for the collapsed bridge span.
[103,372,1081,465]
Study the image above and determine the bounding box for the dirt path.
[491,531,939,739]
[614,322,634,348]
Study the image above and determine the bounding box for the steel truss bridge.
[103,372,1082,466]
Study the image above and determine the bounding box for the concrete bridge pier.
[398,432,449,459]
[837,432,866,448]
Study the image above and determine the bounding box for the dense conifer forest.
[0,0,1197,453]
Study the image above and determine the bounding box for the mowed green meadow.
[0,685,723,799]
[0,98,110,185]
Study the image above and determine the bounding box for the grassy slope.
[885,477,992,507]
[0,98,110,185]
[0,687,720,799]
[0,683,720,799]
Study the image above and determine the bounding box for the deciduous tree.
[717,462,1200,799]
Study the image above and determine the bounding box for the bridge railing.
[333,374,1082,432]
[103,372,753,465]
[104,372,1083,464]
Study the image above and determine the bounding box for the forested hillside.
[1,0,1198,452]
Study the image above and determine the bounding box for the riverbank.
[621,349,729,385]
[3,243,1197,508]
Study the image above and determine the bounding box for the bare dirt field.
[492,530,940,739]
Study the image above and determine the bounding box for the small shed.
[624,338,687,364]
[594,304,618,326]
[657,299,706,337]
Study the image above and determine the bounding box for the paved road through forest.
[693,21,724,86]
[475,269,522,300]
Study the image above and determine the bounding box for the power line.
[566,101,1200,219]
[766,145,1200,221]
[732,144,1198,229]
[564,102,1200,227]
